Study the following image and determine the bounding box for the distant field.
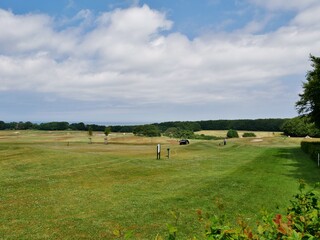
[196,130,283,138]
[0,130,319,239]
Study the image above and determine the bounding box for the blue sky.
[1,0,320,123]
[0,0,294,37]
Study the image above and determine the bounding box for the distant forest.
[0,118,287,132]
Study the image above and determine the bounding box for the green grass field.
[0,131,320,239]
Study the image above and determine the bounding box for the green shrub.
[242,132,256,137]
[194,134,222,140]
[227,129,239,138]
[281,117,320,137]
[201,180,320,239]
[160,181,320,239]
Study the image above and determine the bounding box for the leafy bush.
[281,117,320,137]
[159,181,320,240]
[242,132,256,137]
[201,180,320,239]
[227,129,239,138]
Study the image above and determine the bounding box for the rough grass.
[0,131,320,239]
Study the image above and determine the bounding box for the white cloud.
[290,4,320,27]
[0,3,320,115]
[248,0,319,11]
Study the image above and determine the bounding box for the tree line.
[0,121,105,131]
[0,118,287,133]
[1,118,319,138]
[152,118,286,132]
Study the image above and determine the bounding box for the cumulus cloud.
[0,3,320,118]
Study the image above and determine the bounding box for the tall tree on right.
[296,54,320,128]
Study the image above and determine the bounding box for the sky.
[1,0,320,124]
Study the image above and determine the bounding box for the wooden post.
[157,144,161,159]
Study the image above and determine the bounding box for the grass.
[0,130,320,239]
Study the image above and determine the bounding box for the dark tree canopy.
[281,116,320,137]
[133,124,161,137]
[296,55,320,127]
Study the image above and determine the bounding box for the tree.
[164,127,178,138]
[133,125,161,137]
[88,126,93,136]
[103,127,111,144]
[281,116,320,137]
[38,122,69,130]
[69,122,87,131]
[104,127,111,136]
[0,121,6,130]
[296,54,320,127]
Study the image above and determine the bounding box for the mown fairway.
[0,131,320,239]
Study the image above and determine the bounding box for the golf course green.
[0,130,319,239]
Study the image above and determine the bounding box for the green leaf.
[294,222,304,232]
[289,230,302,240]
[166,224,178,234]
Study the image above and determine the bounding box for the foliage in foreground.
[162,181,320,240]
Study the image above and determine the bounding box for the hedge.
[301,141,320,161]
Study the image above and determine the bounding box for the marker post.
[157,144,161,160]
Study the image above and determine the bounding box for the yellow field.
[196,130,283,138]
[0,130,180,146]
